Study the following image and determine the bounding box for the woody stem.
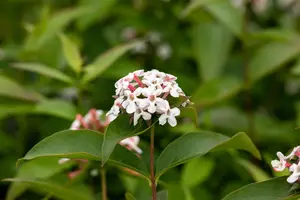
[100,168,107,200]
[150,125,157,200]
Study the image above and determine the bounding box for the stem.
[150,125,157,200]
[100,168,107,200]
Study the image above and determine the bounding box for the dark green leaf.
[125,193,136,200]
[12,63,73,84]
[82,40,143,84]
[4,178,94,200]
[179,106,198,128]
[156,131,260,179]
[181,0,221,18]
[102,115,154,165]
[18,130,149,178]
[222,177,292,200]
[6,157,73,200]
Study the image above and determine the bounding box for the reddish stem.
[133,74,144,88]
[150,125,157,200]
[128,84,136,92]
[76,114,89,129]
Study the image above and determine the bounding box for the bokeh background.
[1,0,300,199]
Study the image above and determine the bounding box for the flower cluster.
[271,146,300,184]
[59,109,143,179]
[107,69,191,127]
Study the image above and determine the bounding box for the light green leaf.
[193,22,233,81]
[192,76,243,107]
[18,130,149,179]
[125,193,136,200]
[5,178,94,200]
[34,99,76,120]
[59,34,82,74]
[6,157,73,200]
[82,40,143,84]
[181,157,215,187]
[0,104,35,119]
[102,115,154,166]
[155,190,168,200]
[156,131,260,179]
[206,0,243,37]
[250,29,299,42]
[237,159,270,182]
[77,0,117,30]
[222,177,292,200]
[12,63,73,84]
[249,41,300,84]
[0,75,43,102]
[25,7,90,50]
[181,0,221,18]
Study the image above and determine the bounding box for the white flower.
[90,169,99,177]
[287,162,300,184]
[133,108,152,126]
[159,107,180,127]
[58,158,70,164]
[109,69,191,127]
[156,43,172,60]
[119,136,143,154]
[122,88,142,114]
[286,146,300,159]
[271,152,287,171]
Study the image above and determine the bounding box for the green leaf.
[82,40,143,84]
[250,29,300,42]
[125,193,136,200]
[77,0,117,30]
[181,157,215,187]
[34,99,76,120]
[193,22,233,81]
[206,0,243,37]
[155,190,168,200]
[6,157,73,200]
[192,76,242,107]
[181,0,221,18]
[59,33,82,74]
[222,177,292,200]
[102,115,154,166]
[18,130,149,178]
[179,106,198,128]
[249,41,300,84]
[4,178,94,200]
[25,7,90,50]
[12,63,73,84]
[0,75,43,102]
[0,104,35,119]
[237,158,270,182]
[156,131,260,179]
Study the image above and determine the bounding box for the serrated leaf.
[18,130,149,179]
[0,75,43,102]
[192,76,242,107]
[82,40,143,84]
[12,63,73,84]
[193,21,233,81]
[34,99,76,120]
[156,131,260,179]
[59,34,82,74]
[4,178,94,200]
[222,177,292,200]
[249,41,300,84]
[102,115,154,166]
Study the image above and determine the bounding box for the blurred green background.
[1,0,300,199]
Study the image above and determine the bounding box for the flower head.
[271,145,300,184]
[107,69,191,127]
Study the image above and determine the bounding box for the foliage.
[1,0,300,199]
